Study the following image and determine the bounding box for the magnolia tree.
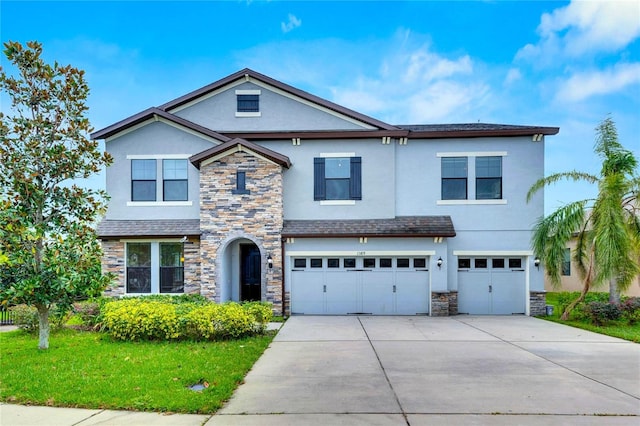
[0,41,113,349]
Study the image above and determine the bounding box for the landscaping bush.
[584,301,622,326]
[102,299,180,340]
[102,298,273,341]
[9,303,70,331]
[620,297,640,325]
[72,300,102,328]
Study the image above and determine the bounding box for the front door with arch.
[240,244,261,301]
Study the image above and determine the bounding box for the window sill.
[319,200,356,205]
[127,201,193,207]
[437,199,507,205]
[235,112,261,117]
[232,190,250,195]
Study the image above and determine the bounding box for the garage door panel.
[362,271,394,314]
[291,271,325,315]
[395,271,429,315]
[458,271,491,315]
[491,271,526,314]
[325,271,358,314]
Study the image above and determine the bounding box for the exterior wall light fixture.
[534,257,540,270]
[267,254,273,269]
[437,257,443,269]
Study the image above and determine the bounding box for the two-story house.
[92,68,559,317]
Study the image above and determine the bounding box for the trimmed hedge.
[101,298,273,341]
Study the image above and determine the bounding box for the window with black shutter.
[313,156,362,201]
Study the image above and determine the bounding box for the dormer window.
[236,89,261,117]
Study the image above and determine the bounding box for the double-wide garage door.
[457,257,526,315]
[290,256,430,315]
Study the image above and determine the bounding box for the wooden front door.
[240,244,261,301]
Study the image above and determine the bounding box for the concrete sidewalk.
[1,316,639,425]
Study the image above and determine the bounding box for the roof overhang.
[190,138,292,169]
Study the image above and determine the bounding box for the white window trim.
[320,200,356,206]
[437,199,507,205]
[235,89,261,95]
[127,201,193,207]
[453,250,533,256]
[437,151,507,157]
[127,154,192,160]
[320,152,356,158]
[235,111,262,117]
[123,240,186,295]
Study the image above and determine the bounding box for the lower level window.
[126,242,184,294]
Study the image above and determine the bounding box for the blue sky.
[2,0,639,214]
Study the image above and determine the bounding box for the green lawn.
[0,328,273,413]
[544,292,640,343]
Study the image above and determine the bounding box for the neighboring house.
[544,240,640,297]
[92,68,559,316]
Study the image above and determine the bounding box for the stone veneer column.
[100,240,125,297]
[529,291,547,316]
[199,151,285,314]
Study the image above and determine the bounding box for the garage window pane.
[344,258,356,268]
[294,258,306,268]
[492,259,505,268]
[380,258,392,268]
[364,258,376,268]
[458,258,471,269]
[414,258,426,268]
[328,258,339,268]
[397,258,410,268]
[509,258,522,268]
[310,258,322,268]
[475,259,488,268]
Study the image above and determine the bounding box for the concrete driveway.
[209,315,639,425]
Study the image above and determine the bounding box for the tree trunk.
[36,303,50,350]
[561,280,591,320]
[609,278,621,304]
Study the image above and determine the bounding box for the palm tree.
[527,117,640,320]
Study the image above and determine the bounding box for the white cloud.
[555,62,640,102]
[504,68,522,86]
[281,14,302,33]
[517,0,640,61]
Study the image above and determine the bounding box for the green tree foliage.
[0,41,114,349]
[527,117,640,320]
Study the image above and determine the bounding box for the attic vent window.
[236,89,261,117]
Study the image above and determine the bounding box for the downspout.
[281,238,286,317]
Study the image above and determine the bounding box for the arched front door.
[240,243,261,301]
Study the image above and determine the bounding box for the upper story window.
[476,156,502,200]
[441,157,467,200]
[235,89,261,117]
[163,159,188,201]
[232,171,250,195]
[131,159,157,201]
[562,248,571,276]
[314,156,362,201]
[237,94,259,112]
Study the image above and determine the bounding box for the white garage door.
[457,257,526,315]
[291,256,430,315]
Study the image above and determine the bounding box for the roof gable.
[160,68,399,131]
[190,137,291,169]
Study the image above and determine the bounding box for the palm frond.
[526,172,598,203]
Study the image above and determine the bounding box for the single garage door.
[291,256,430,315]
[457,257,526,315]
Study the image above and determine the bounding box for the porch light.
[534,257,540,270]
[437,257,443,269]
[267,254,273,269]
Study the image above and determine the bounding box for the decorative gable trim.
[190,138,291,170]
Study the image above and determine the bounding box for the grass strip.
[0,328,273,413]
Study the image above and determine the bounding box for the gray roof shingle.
[282,216,455,238]
[97,219,201,238]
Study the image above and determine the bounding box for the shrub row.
[101,299,273,341]
[555,292,640,326]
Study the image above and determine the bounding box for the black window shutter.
[314,158,326,200]
[350,157,362,200]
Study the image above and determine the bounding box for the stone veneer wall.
[529,291,547,316]
[100,238,201,297]
[101,240,125,297]
[199,151,285,315]
[431,291,450,316]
